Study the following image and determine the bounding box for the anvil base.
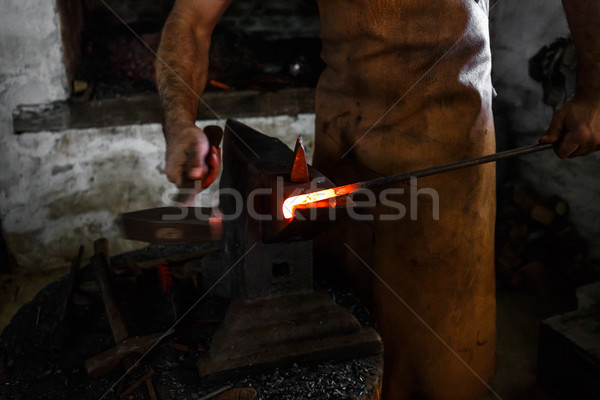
[198,290,382,383]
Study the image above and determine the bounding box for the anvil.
[122,119,382,381]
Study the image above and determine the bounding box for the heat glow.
[282,184,358,219]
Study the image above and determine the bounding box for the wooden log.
[218,388,258,400]
[508,223,529,239]
[496,258,524,288]
[165,343,190,353]
[512,186,538,211]
[548,218,573,237]
[548,195,569,216]
[119,368,155,398]
[531,204,556,226]
[499,240,526,261]
[198,385,232,400]
[85,333,163,378]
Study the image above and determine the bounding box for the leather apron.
[313,1,496,399]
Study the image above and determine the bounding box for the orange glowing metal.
[282,184,359,219]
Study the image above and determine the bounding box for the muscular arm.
[540,0,600,158]
[157,0,231,187]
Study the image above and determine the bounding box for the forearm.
[157,12,209,139]
[156,0,232,140]
[562,0,600,99]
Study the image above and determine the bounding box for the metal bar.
[286,143,554,216]
[358,143,554,190]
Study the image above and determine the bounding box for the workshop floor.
[0,270,569,400]
[0,268,69,331]
[481,287,569,400]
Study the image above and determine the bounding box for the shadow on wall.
[490,0,600,260]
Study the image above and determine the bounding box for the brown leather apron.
[313,1,496,399]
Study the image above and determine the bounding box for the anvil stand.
[197,119,382,382]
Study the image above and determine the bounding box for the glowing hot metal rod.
[283,185,358,219]
[282,143,553,219]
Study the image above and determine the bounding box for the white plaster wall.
[490,0,600,259]
[0,0,69,270]
[0,1,69,106]
[0,0,317,271]
[0,114,315,271]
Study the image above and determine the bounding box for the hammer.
[85,332,164,378]
[174,125,224,206]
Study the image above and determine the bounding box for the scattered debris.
[0,243,381,399]
[198,385,232,400]
[119,368,156,398]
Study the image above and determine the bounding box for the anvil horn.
[290,135,309,183]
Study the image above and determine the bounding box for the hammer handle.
[174,125,224,205]
[84,333,163,378]
[92,238,130,344]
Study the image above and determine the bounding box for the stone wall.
[0,0,316,271]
